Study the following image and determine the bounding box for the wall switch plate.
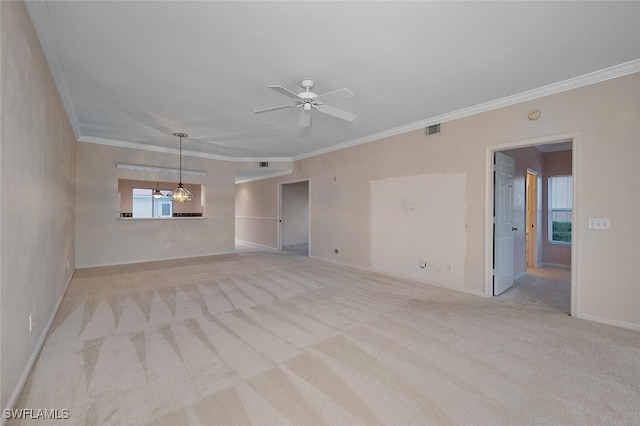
[588,218,611,230]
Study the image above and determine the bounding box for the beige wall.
[542,150,573,266]
[76,143,235,267]
[235,179,279,248]
[236,73,640,329]
[1,1,76,411]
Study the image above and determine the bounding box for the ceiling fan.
[254,79,356,130]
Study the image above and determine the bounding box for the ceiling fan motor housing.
[300,79,315,90]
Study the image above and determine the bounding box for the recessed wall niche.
[118,179,205,218]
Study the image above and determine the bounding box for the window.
[132,188,173,218]
[118,179,205,218]
[548,175,572,244]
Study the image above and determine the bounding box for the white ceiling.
[27,1,640,163]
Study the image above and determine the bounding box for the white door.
[494,152,515,295]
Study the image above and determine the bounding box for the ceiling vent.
[426,124,441,135]
[259,161,269,168]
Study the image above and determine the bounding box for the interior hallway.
[496,266,571,315]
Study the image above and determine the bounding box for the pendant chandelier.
[171,132,193,203]
[152,182,163,199]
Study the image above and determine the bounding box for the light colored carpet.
[11,252,640,425]
[281,244,309,256]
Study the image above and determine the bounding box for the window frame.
[548,175,572,246]
[132,187,173,218]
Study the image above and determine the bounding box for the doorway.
[525,169,538,268]
[486,134,577,316]
[279,180,310,256]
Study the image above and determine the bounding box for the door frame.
[277,178,311,252]
[484,132,579,317]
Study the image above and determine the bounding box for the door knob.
[512,227,518,231]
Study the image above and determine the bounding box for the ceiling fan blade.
[316,88,354,102]
[254,104,295,114]
[299,110,312,128]
[268,85,301,100]
[315,105,356,122]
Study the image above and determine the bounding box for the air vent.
[426,124,441,135]
[259,162,269,168]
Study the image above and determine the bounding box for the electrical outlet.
[29,314,33,332]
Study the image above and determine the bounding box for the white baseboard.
[3,270,75,424]
[577,313,640,332]
[234,240,278,251]
[308,255,485,298]
[76,250,237,269]
[541,262,571,269]
[513,271,527,280]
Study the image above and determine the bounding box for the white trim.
[513,271,527,281]
[75,251,236,269]
[485,133,579,319]
[116,163,207,176]
[235,170,293,184]
[540,263,571,270]
[570,136,580,317]
[3,270,75,419]
[294,61,640,161]
[577,313,640,333]
[309,255,485,297]
[235,216,277,220]
[234,240,278,251]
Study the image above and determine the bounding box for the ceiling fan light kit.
[255,79,356,130]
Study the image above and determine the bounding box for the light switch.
[588,218,611,230]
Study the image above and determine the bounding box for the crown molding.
[77,136,292,163]
[293,59,640,161]
[116,163,207,176]
[25,1,81,139]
